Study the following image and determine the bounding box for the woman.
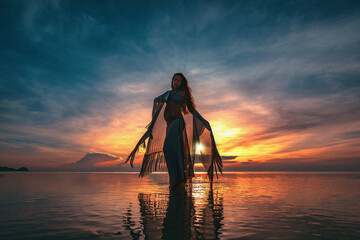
[125,73,222,187]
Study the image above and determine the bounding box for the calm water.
[0,172,360,240]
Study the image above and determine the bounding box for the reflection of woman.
[137,185,224,239]
[125,73,222,188]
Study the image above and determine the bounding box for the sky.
[0,0,360,171]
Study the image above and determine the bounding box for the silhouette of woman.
[125,73,222,188]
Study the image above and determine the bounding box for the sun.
[195,143,204,154]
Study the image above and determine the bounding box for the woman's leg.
[163,118,185,186]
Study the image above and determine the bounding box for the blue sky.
[1,0,360,171]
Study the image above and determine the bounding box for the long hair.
[171,73,196,114]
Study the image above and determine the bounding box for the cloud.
[224,157,360,171]
[221,155,239,163]
[1,0,360,170]
[61,153,122,171]
[221,155,238,160]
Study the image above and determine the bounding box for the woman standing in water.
[125,73,222,188]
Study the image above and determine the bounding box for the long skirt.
[163,116,192,186]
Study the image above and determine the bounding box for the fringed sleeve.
[192,110,223,183]
[124,92,169,168]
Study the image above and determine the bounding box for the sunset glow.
[0,1,359,172]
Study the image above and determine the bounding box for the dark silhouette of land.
[0,167,29,171]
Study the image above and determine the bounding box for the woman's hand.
[203,120,211,131]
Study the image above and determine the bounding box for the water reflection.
[122,202,142,239]
[136,181,223,240]
[1,172,359,239]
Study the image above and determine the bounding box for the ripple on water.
[0,172,360,239]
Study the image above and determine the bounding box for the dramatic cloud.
[1,0,359,171]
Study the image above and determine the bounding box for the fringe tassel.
[139,151,168,177]
[124,101,165,168]
[202,129,223,183]
[124,130,151,167]
[210,131,223,181]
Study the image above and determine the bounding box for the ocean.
[0,172,359,239]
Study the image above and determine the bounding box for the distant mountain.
[61,153,120,171]
[17,167,29,171]
[0,167,29,171]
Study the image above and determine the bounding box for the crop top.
[153,89,211,129]
[167,90,184,105]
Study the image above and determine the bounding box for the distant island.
[0,167,29,171]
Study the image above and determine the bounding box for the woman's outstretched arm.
[154,91,169,103]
